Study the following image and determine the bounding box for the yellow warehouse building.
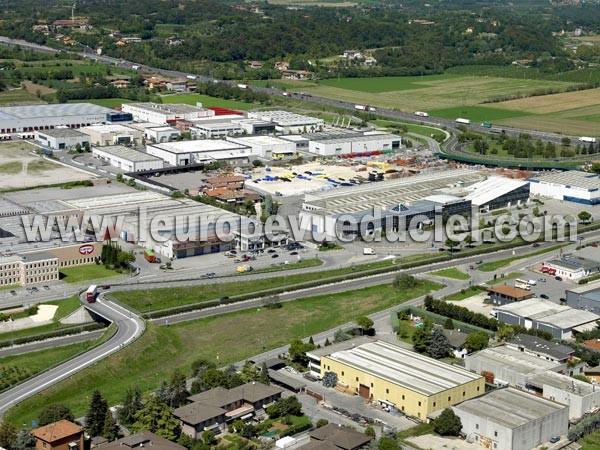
[320,340,485,421]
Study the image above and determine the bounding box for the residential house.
[342,50,362,59]
[274,61,290,71]
[488,285,534,306]
[166,37,184,46]
[110,79,130,89]
[52,18,90,31]
[442,329,468,358]
[100,431,185,450]
[248,61,263,69]
[174,382,283,438]
[31,420,84,450]
[512,59,533,67]
[204,187,261,204]
[280,70,311,80]
[584,365,600,384]
[306,424,371,450]
[165,78,188,93]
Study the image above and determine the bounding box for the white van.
[363,248,376,255]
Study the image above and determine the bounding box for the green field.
[444,286,485,301]
[371,119,448,141]
[485,272,525,285]
[0,161,23,174]
[0,338,101,392]
[250,258,323,274]
[161,93,256,110]
[579,430,600,450]
[59,265,123,284]
[477,244,567,272]
[428,106,531,123]
[317,74,462,93]
[5,279,443,425]
[18,64,110,75]
[0,89,43,105]
[430,267,471,280]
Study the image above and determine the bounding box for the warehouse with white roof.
[248,110,324,134]
[464,176,530,212]
[303,131,402,157]
[0,103,114,133]
[80,124,143,146]
[92,145,164,172]
[226,135,296,158]
[529,171,600,205]
[122,102,214,124]
[320,340,484,421]
[147,140,252,166]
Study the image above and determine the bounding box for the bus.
[86,285,98,303]
[514,279,531,290]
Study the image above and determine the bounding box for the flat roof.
[148,126,180,132]
[149,140,248,154]
[304,132,400,145]
[508,334,573,360]
[250,110,324,126]
[303,169,486,216]
[467,345,562,375]
[324,340,483,396]
[36,128,86,138]
[227,135,294,146]
[453,387,566,429]
[93,145,163,162]
[81,124,139,134]
[497,298,599,329]
[464,176,528,206]
[123,102,206,115]
[0,103,113,120]
[567,280,600,295]
[529,171,600,191]
[527,370,597,395]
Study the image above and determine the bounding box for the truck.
[282,91,292,97]
[481,122,492,128]
[541,266,557,275]
[236,264,253,273]
[579,136,597,144]
[131,65,140,71]
[186,75,197,80]
[86,285,98,303]
[237,83,249,89]
[354,105,367,111]
[414,111,429,117]
[144,248,157,263]
[455,118,471,125]
[40,148,53,156]
[367,106,377,112]
[363,247,376,255]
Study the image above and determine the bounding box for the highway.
[0,36,579,145]
[0,294,145,417]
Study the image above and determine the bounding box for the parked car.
[532,243,540,248]
[549,436,560,444]
[555,276,563,281]
[9,290,16,296]
[43,285,50,290]
[272,254,279,258]
[476,260,483,264]
[560,297,567,304]
[290,251,298,255]
[540,294,549,299]
[538,278,547,282]
[267,249,277,253]
[102,285,111,289]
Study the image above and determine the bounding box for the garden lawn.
[579,430,600,450]
[444,286,484,301]
[5,279,443,424]
[430,267,470,280]
[59,265,123,284]
[485,272,524,285]
[477,244,567,272]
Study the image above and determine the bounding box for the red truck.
[144,248,157,263]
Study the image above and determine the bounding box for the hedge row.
[402,306,494,336]
[0,322,106,349]
[279,423,313,438]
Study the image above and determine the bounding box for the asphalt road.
[0,294,145,417]
[0,329,105,358]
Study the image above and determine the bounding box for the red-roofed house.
[31,420,84,450]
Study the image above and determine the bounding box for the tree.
[191,358,216,377]
[316,419,329,428]
[578,211,592,224]
[241,360,259,382]
[465,331,490,353]
[258,362,270,385]
[412,319,433,354]
[202,368,229,389]
[364,426,376,439]
[168,369,189,408]
[118,387,143,426]
[86,389,109,437]
[443,318,454,330]
[324,338,331,346]
[445,238,458,252]
[591,162,600,175]
[561,137,571,147]
[241,424,257,439]
[12,429,35,450]
[289,338,316,366]
[427,328,451,359]
[132,395,181,441]
[393,274,417,290]
[356,316,374,335]
[39,403,74,426]
[75,143,82,153]
[266,396,303,418]
[102,410,121,441]
[378,437,399,450]
[433,408,462,436]
[202,430,217,446]
[464,235,474,248]
[497,323,515,341]
[0,422,17,450]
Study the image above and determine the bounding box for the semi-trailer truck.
[455,118,471,125]
[237,84,249,89]
[186,75,197,80]
[86,285,98,303]
[414,111,429,117]
[579,136,597,143]
[481,122,492,128]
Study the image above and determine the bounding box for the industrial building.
[0,253,59,287]
[303,132,402,157]
[495,298,600,340]
[543,255,600,281]
[299,169,484,239]
[144,126,181,143]
[319,340,485,421]
[465,345,563,388]
[526,370,600,419]
[0,103,114,133]
[487,285,534,306]
[80,124,143,146]
[464,176,530,212]
[506,334,573,364]
[34,128,90,151]
[121,102,215,124]
[247,110,324,134]
[566,281,600,312]
[147,140,252,166]
[452,387,568,450]
[234,118,276,135]
[191,122,242,139]
[92,145,164,172]
[226,135,297,159]
[529,171,600,205]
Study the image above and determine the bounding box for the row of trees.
[101,242,135,269]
